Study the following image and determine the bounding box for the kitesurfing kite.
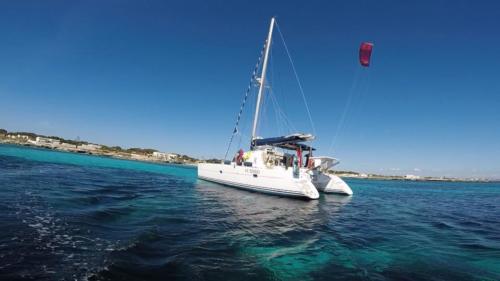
[359,42,373,67]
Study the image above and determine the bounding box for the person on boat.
[283,154,293,169]
[293,155,299,177]
[235,149,244,165]
[296,147,302,168]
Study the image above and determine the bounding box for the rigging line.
[237,88,255,150]
[268,47,296,136]
[224,42,266,160]
[258,81,270,136]
[273,89,298,133]
[272,36,288,131]
[268,49,288,136]
[269,86,296,132]
[269,42,282,136]
[268,87,296,134]
[275,20,316,136]
[328,67,362,154]
[268,41,289,136]
[268,87,285,136]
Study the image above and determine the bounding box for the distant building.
[7,134,30,140]
[130,153,149,161]
[56,142,77,150]
[152,151,178,161]
[78,143,102,151]
[35,137,60,147]
[405,174,420,180]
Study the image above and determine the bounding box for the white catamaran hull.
[198,163,320,199]
[312,172,353,195]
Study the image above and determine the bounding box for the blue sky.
[1,1,499,178]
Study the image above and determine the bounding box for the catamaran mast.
[251,17,275,148]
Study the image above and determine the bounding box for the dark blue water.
[0,144,499,281]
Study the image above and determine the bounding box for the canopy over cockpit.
[252,133,315,151]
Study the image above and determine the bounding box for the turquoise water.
[0,144,499,280]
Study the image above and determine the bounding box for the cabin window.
[253,174,258,178]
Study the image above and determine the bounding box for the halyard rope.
[223,42,267,160]
[275,20,317,136]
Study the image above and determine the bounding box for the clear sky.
[1,1,499,178]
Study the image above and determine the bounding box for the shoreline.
[1,142,496,184]
[0,141,198,169]
[1,132,497,183]
[336,173,498,184]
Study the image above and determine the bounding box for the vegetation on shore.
[1,128,495,182]
[0,128,198,164]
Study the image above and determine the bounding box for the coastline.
[0,140,198,169]
[1,142,495,184]
[336,173,498,184]
[1,131,495,183]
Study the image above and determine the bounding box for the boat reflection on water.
[195,179,351,223]
[318,190,353,220]
[195,180,352,280]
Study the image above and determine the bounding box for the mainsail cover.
[252,133,315,150]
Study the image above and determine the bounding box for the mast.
[251,17,275,148]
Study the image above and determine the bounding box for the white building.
[130,153,149,161]
[56,142,77,150]
[7,134,29,140]
[35,137,60,147]
[78,143,102,151]
[152,151,178,161]
[405,174,421,180]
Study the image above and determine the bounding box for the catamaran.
[198,17,353,199]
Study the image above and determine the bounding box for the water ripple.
[0,146,499,281]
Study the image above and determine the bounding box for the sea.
[0,144,498,281]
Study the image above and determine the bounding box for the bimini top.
[252,133,316,151]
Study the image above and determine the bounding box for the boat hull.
[198,163,319,199]
[312,172,353,195]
